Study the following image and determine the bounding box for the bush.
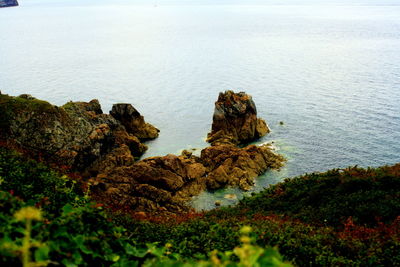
[0,147,399,266]
[0,147,81,215]
[237,165,400,227]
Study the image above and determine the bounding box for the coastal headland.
[0,90,284,214]
[0,90,399,266]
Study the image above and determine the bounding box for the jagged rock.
[65,99,103,115]
[201,144,284,190]
[0,0,18,8]
[90,141,284,212]
[0,92,284,214]
[85,144,135,178]
[112,129,148,157]
[0,94,155,171]
[91,153,207,213]
[207,91,270,145]
[110,104,159,140]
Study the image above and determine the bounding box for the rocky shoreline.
[0,91,284,214]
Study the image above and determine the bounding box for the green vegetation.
[0,94,57,114]
[0,148,290,266]
[0,147,399,266]
[238,166,400,226]
[0,94,59,132]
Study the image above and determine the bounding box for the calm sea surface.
[1,0,400,209]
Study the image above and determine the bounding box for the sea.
[1,0,399,209]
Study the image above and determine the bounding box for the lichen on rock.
[0,93,155,172]
[207,90,270,146]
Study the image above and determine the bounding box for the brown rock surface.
[0,91,284,214]
[201,144,285,190]
[207,91,270,145]
[110,103,159,140]
[0,93,156,172]
[91,153,207,213]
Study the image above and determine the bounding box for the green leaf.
[105,253,121,262]
[62,204,74,215]
[61,259,78,267]
[34,245,50,261]
[72,235,92,255]
[124,243,148,258]
[111,258,139,267]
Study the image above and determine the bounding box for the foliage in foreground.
[0,147,399,266]
[0,148,290,266]
[105,165,400,266]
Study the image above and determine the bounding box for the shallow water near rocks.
[1,0,400,210]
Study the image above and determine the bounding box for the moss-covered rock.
[0,93,155,172]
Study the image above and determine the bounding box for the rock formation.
[90,153,207,213]
[110,104,159,140]
[0,91,284,214]
[207,91,269,145]
[89,141,284,213]
[0,0,18,8]
[0,93,155,172]
[201,144,284,191]
[89,91,284,213]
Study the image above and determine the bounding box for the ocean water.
[1,0,400,209]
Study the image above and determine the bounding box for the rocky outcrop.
[201,144,284,191]
[0,93,155,172]
[0,0,18,8]
[90,153,207,213]
[84,90,284,212]
[90,142,284,213]
[207,91,269,146]
[110,104,159,140]
[0,91,284,214]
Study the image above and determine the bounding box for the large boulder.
[110,104,159,140]
[90,153,207,213]
[207,91,269,145]
[201,144,285,191]
[0,93,156,172]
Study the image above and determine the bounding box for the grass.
[0,94,60,134]
[0,146,399,266]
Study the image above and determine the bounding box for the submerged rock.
[207,91,270,145]
[0,0,18,8]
